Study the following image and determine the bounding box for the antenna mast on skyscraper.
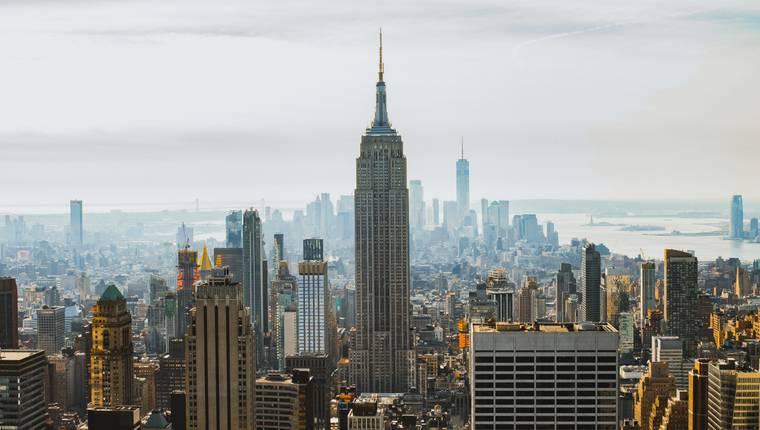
[378,28,384,82]
[461,136,464,160]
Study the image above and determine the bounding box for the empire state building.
[349,31,415,393]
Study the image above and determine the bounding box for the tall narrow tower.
[70,200,83,248]
[90,285,133,407]
[349,31,414,393]
[456,139,470,223]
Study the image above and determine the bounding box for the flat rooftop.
[472,322,618,333]
[0,350,44,361]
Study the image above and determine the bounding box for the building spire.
[369,28,392,134]
[378,28,384,82]
[461,136,464,159]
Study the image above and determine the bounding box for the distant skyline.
[2,0,760,205]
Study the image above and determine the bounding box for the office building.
[456,143,470,222]
[555,263,576,323]
[186,268,255,430]
[243,209,267,343]
[516,277,539,322]
[0,350,48,430]
[633,361,677,430]
[176,248,198,338]
[729,195,744,239]
[348,401,384,430]
[659,390,688,430]
[90,285,133,407]
[735,266,751,297]
[706,359,760,429]
[0,277,19,348]
[663,249,698,354]
[156,338,185,409]
[442,200,458,229]
[273,233,285,265]
[409,179,425,230]
[298,238,329,355]
[652,336,687,389]
[213,247,243,285]
[469,321,618,429]
[618,312,634,353]
[226,210,243,248]
[579,243,601,322]
[285,355,331,429]
[640,261,656,324]
[689,358,710,430]
[255,371,313,430]
[432,198,440,226]
[349,32,414,393]
[486,289,514,322]
[36,305,65,355]
[70,200,83,248]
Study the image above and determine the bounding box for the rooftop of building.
[0,349,44,361]
[472,321,618,333]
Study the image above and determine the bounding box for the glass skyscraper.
[730,194,744,239]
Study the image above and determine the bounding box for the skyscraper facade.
[663,249,698,354]
[555,262,576,322]
[0,350,48,430]
[729,195,744,239]
[243,208,267,337]
[70,200,83,248]
[350,33,414,393]
[186,268,255,430]
[297,238,329,355]
[409,180,425,230]
[579,243,601,322]
[456,145,469,222]
[90,285,134,407]
[640,261,656,323]
[431,198,439,226]
[176,248,198,338]
[469,321,618,429]
[226,210,243,248]
[36,305,65,355]
[0,277,19,349]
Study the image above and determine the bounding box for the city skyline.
[2,0,760,205]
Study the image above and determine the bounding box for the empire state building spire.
[369,29,393,135]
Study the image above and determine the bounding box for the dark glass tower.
[349,31,414,393]
[243,208,267,367]
[579,243,601,322]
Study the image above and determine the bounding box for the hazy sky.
[1,0,759,208]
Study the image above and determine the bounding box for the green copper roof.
[100,284,124,301]
[144,410,170,429]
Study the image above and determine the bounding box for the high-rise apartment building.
[663,249,698,354]
[689,358,710,430]
[90,285,134,407]
[70,200,83,248]
[652,336,687,389]
[729,195,744,239]
[409,180,425,230]
[634,361,677,430]
[516,277,539,322]
[0,277,19,349]
[297,238,329,355]
[36,305,65,355]
[156,338,185,410]
[456,143,470,222]
[579,243,601,322]
[469,321,618,429]
[225,210,243,248]
[349,33,414,393]
[0,350,48,430]
[706,359,760,429]
[640,261,656,324]
[555,263,576,322]
[186,268,255,430]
